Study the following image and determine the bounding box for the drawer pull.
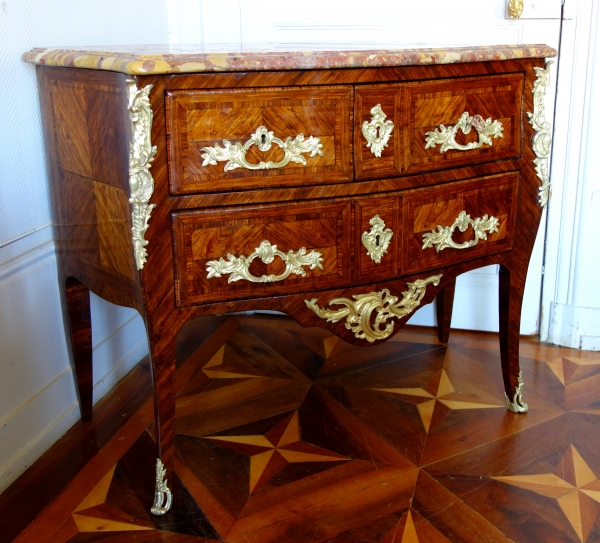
[362,104,394,157]
[422,211,499,252]
[206,240,324,284]
[305,274,442,342]
[201,126,324,172]
[361,214,393,264]
[424,112,504,153]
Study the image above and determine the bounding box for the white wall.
[0,0,169,492]
[541,0,600,350]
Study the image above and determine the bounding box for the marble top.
[22,44,557,75]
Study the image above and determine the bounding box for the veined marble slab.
[22,43,557,75]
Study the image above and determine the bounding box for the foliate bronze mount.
[206,240,324,284]
[422,211,500,253]
[305,275,442,343]
[528,62,553,207]
[200,126,324,172]
[361,215,393,264]
[505,368,528,413]
[150,459,172,515]
[126,81,157,271]
[362,104,394,157]
[425,112,504,153]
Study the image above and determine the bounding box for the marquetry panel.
[49,76,128,189]
[355,197,399,281]
[402,172,519,274]
[173,201,352,306]
[166,86,354,194]
[61,172,99,265]
[51,82,93,178]
[94,183,136,281]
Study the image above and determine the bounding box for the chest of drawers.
[24,44,556,515]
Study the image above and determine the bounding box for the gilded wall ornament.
[422,211,500,252]
[201,126,323,172]
[150,459,173,515]
[206,240,324,284]
[508,0,524,18]
[528,62,553,207]
[305,274,442,343]
[425,112,504,153]
[361,214,393,264]
[362,104,394,157]
[126,80,157,271]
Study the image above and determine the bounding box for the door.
[168,0,563,335]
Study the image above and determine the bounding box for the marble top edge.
[22,44,557,75]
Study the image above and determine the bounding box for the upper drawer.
[172,200,351,307]
[166,86,353,194]
[355,73,524,179]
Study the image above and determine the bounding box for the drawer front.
[167,86,353,194]
[402,172,519,274]
[355,73,524,179]
[173,201,351,306]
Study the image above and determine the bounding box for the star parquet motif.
[494,445,600,542]
[373,367,503,433]
[205,411,350,494]
[19,315,600,543]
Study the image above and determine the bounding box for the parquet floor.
[3,315,600,543]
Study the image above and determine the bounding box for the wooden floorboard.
[3,315,600,543]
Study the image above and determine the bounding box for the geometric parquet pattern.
[10,315,600,543]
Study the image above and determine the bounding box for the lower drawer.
[402,172,519,274]
[173,201,351,306]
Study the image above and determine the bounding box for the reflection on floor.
[5,315,600,543]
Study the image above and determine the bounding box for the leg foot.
[147,321,178,514]
[499,265,528,414]
[504,368,528,413]
[150,458,173,515]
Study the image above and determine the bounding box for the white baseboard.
[0,376,80,493]
[548,302,600,350]
[0,226,149,493]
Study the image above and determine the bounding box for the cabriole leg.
[147,324,177,515]
[499,265,528,413]
[436,278,456,343]
[65,277,93,422]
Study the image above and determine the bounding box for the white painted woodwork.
[541,0,600,349]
